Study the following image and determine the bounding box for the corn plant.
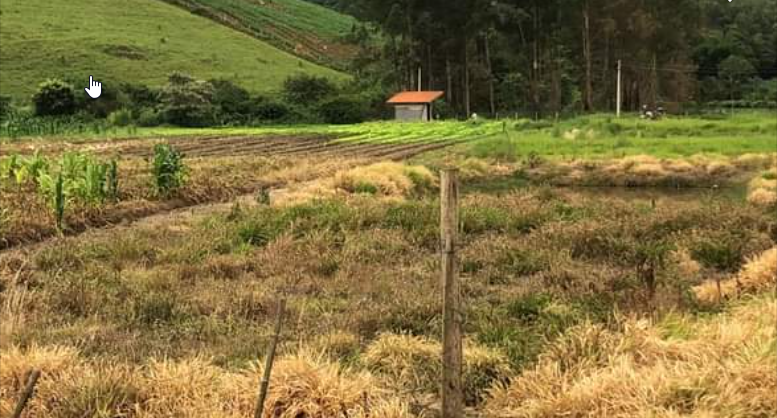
[0,155,19,181]
[37,171,67,231]
[54,173,65,231]
[152,144,187,196]
[58,152,115,204]
[107,159,119,201]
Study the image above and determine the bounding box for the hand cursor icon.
[85,76,102,99]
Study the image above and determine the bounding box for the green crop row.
[1,145,186,231]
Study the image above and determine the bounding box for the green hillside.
[0,0,347,100]
[162,0,358,68]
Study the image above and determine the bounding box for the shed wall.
[394,104,428,121]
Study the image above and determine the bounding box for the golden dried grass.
[747,188,777,207]
[258,351,409,418]
[0,346,412,418]
[485,295,777,417]
[747,168,777,207]
[313,330,361,359]
[457,157,493,179]
[333,162,436,197]
[693,247,777,304]
[363,333,510,402]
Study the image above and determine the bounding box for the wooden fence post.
[12,369,41,418]
[440,169,463,418]
[254,298,286,418]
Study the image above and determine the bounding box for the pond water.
[463,175,749,203]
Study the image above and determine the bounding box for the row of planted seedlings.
[0,144,186,238]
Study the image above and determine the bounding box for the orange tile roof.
[387,91,445,104]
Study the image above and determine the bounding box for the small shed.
[387,91,444,122]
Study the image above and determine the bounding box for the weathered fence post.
[254,298,286,418]
[12,369,41,418]
[440,169,463,418]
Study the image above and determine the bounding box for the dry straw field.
[1,115,776,417]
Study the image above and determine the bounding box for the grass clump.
[485,294,777,417]
[0,346,412,417]
[747,168,777,208]
[333,162,437,197]
[258,351,411,418]
[363,333,510,405]
[693,247,777,304]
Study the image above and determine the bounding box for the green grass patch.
[0,0,345,100]
[469,112,777,160]
[164,0,357,68]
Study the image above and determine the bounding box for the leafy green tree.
[283,74,337,106]
[210,79,252,124]
[159,72,215,127]
[32,79,77,116]
[719,55,756,101]
[319,97,365,124]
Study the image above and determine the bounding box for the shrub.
[252,99,290,121]
[283,73,337,106]
[691,237,745,272]
[76,80,125,118]
[210,78,252,124]
[136,108,162,127]
[159,72,215,127]
[152,144,187,196]
[121,82,159,111]
[0,95,11,119]
[319,97,365,124]
[32,79,77,116]
[107,108,133,127]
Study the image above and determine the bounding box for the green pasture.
[0,0,346,100]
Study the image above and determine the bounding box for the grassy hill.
[161,0,358,68]
[0,0,347,101]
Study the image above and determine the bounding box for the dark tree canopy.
[333,0,777,116]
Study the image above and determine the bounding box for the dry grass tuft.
[364,333,510,403]
[333,162,437,197]
[485,295,777,417]
[747,169,777,207]
[457,157,494,179]
[0,346,411,417]
[0,344,80,416]
[693,247,777,303]
[313,330,362,360]
[259,351,406,417]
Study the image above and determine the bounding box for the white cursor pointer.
[85,76,102,99]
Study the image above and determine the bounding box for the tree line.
[325,0,777,117]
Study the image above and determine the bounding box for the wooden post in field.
[440,169,463,418]
[12,369,41,418]
[616,59,623,118]
[254,298,286,418]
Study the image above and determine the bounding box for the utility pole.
[616,59,622,118]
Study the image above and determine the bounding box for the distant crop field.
[163,0,358,67]
[0,0,346,100]
[464,112,777,160]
